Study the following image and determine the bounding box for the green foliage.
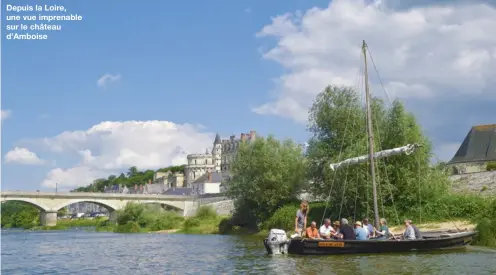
[472,198,496,247]
[195,205,217,220]
[180,206,221,234]
[224,136,307,227]
[419,194,490,221]
[71,165,186,192]
[1,201,40,229]
[113,202,184,233]
[306,85,450,222]
[114,221,141,233]
[486,162,496,171]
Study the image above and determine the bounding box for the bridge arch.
[0,198,50,211]
[52,199,118,212]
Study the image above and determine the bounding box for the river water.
[1,229,495,275]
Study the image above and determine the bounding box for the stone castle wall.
[449,171,496,195]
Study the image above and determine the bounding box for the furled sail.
[329,144,421,171]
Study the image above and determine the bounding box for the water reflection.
[1,229,495,275]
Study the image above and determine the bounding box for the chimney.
[241,133,246,141]
[230,135,235,141]
[208,172,212,183]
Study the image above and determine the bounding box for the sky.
[1,0,495,191]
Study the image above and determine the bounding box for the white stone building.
[184,130,257,187]
[191,171,223,195]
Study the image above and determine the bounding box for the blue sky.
[2,0,496,191]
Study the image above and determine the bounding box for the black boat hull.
[276,231,476,255]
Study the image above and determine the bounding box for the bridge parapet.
[0,191,197,201]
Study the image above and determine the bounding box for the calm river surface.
[1,229,496,275]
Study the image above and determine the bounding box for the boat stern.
[264,229,289,255]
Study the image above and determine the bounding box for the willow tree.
[225,136,307,227]
[306,85,449,223]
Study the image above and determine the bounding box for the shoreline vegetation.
[2,85,496,248]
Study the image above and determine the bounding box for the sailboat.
[264,40,477,255]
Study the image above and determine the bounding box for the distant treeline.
[72,165,185,192]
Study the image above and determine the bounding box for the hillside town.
[66,131,259,214]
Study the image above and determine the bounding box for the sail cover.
[329,144,421,171]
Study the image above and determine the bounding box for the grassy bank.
[93,203,227,234]
[31,217,108,231]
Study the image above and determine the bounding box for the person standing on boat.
[354,221,369,240]
[362,218,375,238]
[375,218,390,240]
[294,200,309,237]
[339,218,356,240]
[319,218,336,239]
[305,221,321,239]
[403,220,416,240]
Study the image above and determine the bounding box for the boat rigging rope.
[319,58,364,226]
[366,45,401,225]
[417,150,422,224]
[338,65,366,221]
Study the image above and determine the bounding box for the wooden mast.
[362,40,380,230]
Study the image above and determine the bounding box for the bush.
[149,212,184,231]
[195,206,217,220]
[181,206,220,233]
[487,162,496,171]
[114,221,141,233]
[472,199,496,247]
[419,194,490,221]
[184,218,201,228]
[114,202,184,232]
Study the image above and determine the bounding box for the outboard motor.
[264,229,289,254]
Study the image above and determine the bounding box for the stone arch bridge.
[0,191,233,227]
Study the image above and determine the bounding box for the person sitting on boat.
[339,218,356,240]
[403,220,416,240]
[294,200,309,237]
[319,218,336,239]
[375,218,390,240]
[409,220,422,239]
[332,221,342,239]
[362,218,375,238]
[305,221,321,239]
[354,221,369,240]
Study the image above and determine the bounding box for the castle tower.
[212,133,222,172]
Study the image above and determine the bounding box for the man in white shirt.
[319,218,335,239]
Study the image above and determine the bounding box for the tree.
[306,85,450,223]
[225,136,307,227]
[71,165,187,193]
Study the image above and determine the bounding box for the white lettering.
[5,5,33,12]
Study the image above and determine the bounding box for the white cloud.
[4,147,45,165]
[1,109,12,121]
[97,73,121,88]
[38,120,214,189]
[254,0,496,122]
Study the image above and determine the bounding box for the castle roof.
[214,133,221,145]
[448,124,496,164]
[192,171,223,184]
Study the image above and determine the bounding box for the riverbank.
[32,217,108,231]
